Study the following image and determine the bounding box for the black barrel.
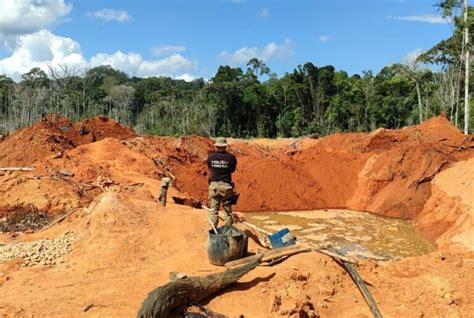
[207,225,247,266]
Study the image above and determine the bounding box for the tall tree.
[434,0,471,133]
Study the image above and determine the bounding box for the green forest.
[0,2,473,137]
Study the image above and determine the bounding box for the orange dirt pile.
[1,115,474,317]
[0,115,136,167]
[66,116,137,146]
[0,121,74,166]
[0,117,139,214]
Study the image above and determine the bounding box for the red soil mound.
[348,116,473,220]
[0,116,138,214]
[0,116,136,167]
[39,138,161,184]
[66,116,137,146]
[0,122,75,166]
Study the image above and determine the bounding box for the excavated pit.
[247,209,436,261]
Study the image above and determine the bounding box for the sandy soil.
[0,115,473,317]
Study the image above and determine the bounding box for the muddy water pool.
[246,209,435,261]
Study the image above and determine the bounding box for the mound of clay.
[0,116,136,167]
[68,116,137,146]
[0,123,75,166]
[40,138,162,184]
[0,173,86,215]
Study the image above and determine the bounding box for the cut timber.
[0,167,34,171]
[225,244,311,268]
[137,257,262,318]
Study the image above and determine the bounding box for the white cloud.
[260,8,270,18]
[0,1,199,81]
[388,14,450,24]
[0,0,72,35]
[403,48,424,67]
[219,39,294,65]
[0,0,72,50]
[318,35,333,42]
[0,30,196,81]
[137,54,196,77]
[152,45,187,57]
[219,47,258,65]
[90,51,142,74]
[88,9,132,23]
[0,30,86,80]
[176,73,197,82]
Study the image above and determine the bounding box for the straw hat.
[214,137,228,147]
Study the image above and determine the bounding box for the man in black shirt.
[207,137,237,228]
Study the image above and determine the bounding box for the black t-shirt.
[207,151,237,184]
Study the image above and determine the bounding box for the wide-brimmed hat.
[214,137,228,147]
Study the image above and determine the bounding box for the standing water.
[246,209,435,261]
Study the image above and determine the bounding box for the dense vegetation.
[0,2,472,137]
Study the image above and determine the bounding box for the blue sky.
[0,0,454,81]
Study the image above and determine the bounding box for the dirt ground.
[0,115,473,317]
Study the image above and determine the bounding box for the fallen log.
[225,244,311,268]
[0,167,34,171]
[137,257,262,318]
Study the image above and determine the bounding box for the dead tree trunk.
[137,257,262,318]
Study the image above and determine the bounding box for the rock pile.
[0,206,51,233]
[0,232,75,267]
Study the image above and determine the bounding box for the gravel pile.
[0,205,51,233]
[0,232,75,267]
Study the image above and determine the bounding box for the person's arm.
[230,155,237,173]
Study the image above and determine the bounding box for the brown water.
[246,209,435,261]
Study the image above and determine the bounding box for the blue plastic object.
[268,228,296,249]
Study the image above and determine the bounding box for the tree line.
[0,3,472,137]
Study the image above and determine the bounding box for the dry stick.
[221,210,271,236]
[0,167,34,171]
[205,213,218,235]
[241,220,272,236]
[202,205,270,247]
[40,208,79,232]
[341,261,383,318]
[124,182,144,190]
